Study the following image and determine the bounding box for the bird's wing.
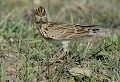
[43,23,99,40]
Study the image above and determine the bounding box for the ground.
[0,0,120,82]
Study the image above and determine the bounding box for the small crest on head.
[35,6,46,17]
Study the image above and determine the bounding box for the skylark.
[35,6,99,59]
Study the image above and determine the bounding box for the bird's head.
[35,6,48,24]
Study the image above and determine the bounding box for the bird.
[34,6,99,60]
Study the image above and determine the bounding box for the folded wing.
[43,24,99,40]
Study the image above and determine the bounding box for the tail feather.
[88,28,99,33]
[75,24,99,35]
[88,28,99,35]
[75,24,98,28]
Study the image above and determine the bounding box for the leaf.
[68,67,91,77]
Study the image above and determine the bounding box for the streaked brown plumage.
[35,6,99,59]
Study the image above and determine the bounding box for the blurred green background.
[0,0,120,82]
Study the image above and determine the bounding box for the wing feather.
[43,23,98,40]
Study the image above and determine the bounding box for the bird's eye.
[43,17,48,23]
[35,15,40,23]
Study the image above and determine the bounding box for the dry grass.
[0,0,120,82]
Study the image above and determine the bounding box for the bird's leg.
[56,41,70,60]
[46,41,70,65]
[46,42,69,66]
[56,51,66,60]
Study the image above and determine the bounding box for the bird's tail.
[76,24,99,35]
[81,25,99,35]
[88,28,99,33]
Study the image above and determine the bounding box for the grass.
[0,0,120,82]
